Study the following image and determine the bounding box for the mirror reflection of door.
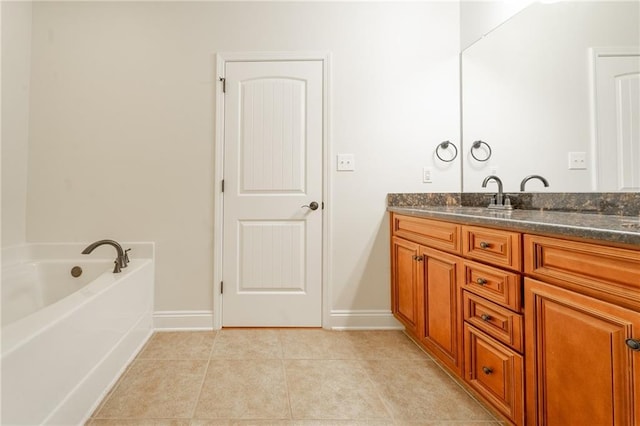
[593,50,640,191]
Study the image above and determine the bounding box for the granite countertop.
[388,206,640,247]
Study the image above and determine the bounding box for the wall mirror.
[461,1,640,193]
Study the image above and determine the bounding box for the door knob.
[302,201,319,211]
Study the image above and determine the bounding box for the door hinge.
[220,281,224,294]
[221,179,225,193]
[219,77,226,93]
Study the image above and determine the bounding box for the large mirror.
[462,1,640,193]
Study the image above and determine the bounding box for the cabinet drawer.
[462,259,522,312]
[463,226,521,271]
[524,234,640,309]
[463,291,523,352]
[392,214,461,254]
[464,324,524,425]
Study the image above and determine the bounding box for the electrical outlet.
[568,152,587,170]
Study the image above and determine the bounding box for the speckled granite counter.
[388,206,640,247]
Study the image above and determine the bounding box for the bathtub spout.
[82,239,127,273]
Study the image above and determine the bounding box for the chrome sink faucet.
[82,239,129,273]
[482,175,512,210]
[520,174,549,191]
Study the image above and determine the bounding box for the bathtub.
[1,242,155,425]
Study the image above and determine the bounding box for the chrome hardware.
[476,278,488,285]
[626,338,640,351]
[520,174,549,192]
[482,175,513,210]
[480,314,491,322]
[482,366,493,375]
[82,239,127,273]
[70,266,83,278]
[471,140,492,162]
[436,141,458,163]
[301,201,319,211]
[479,242,490,249]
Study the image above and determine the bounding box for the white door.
[222,60,323,327]
[594,51,640,191]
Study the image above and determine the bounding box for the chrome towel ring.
[470,140,492,162]
[436,141,458,162]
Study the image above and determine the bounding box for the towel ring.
[435,141,458,163]
[470,140,492,162]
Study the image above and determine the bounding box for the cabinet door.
[419,246,462,374]
[391,237,422,335]
[525,278,640,426]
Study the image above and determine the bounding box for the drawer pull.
[626,338,640,351]
[479,241,491,249]
[476,277,488,285]
[480,314,492,322]
[482,366,493,375]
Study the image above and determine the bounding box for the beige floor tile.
[94,359,208,419]
[362,359,495,423]
[211,329,283,359]
[194,359,289,420]
[338,330,431,360]
[87,419,190,425]
[138,331,217,360]
[284,359,391,420]
[279,329,360,359]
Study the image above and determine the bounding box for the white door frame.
[590,47,640,190]
[213,52,331,330]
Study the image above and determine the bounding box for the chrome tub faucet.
[82,239,129,273]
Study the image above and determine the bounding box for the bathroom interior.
[2,0,639,425]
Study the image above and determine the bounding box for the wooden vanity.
[389,210,640,426]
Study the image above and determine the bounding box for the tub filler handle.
[81,239,129,273]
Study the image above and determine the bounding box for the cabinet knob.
[479,241,490,249]
[626,338,640,351]
[482,366,493,375]
[412,255,424,262]
[476,278,488,285]
[480,314,492,322]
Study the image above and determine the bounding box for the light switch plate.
[568,152,587,170]
[337,154,355,171]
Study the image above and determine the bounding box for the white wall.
[1,1,32,248]
[25,2,460,325]
[460,0,532,51]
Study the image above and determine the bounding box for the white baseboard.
[152,310,402,331]
[153,310,214,330]
[328,309,404,330]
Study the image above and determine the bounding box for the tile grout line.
[188,330,219,421]
[278,330,295,421]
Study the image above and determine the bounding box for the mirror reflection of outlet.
[337,154,355,171]
[568,152,587,170]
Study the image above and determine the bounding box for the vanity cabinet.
[390,214,463,374]
[390,211,639,426]
[524,235,640,426]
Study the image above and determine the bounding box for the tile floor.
[88,329,501,425]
